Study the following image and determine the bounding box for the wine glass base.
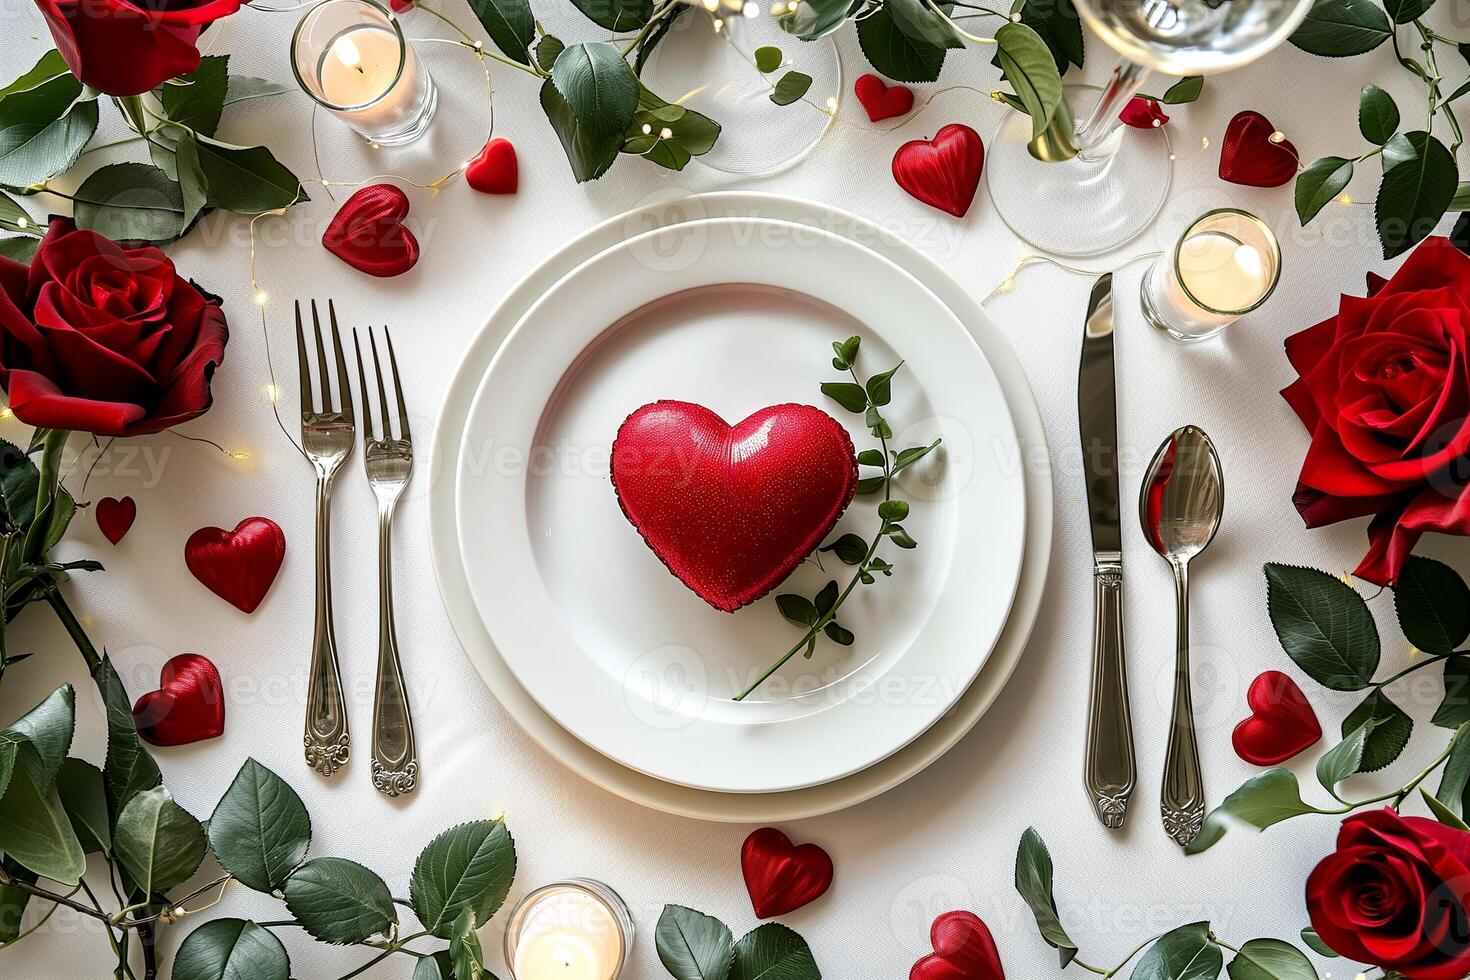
[986,91,1172,257]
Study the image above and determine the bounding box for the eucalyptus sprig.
[733,335,939,702]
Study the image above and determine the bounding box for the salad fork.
[353,327,418,798]
[297,300,354,777]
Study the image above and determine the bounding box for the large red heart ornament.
[910,911,1006,980]
[892,124,984,217]
[1218,111,1298,187]
[184,517,285,614]
[466,137,518,194]
[96,495,137,544]
[610,401,857,613]
[132,654,225,747]
[741,828,834,919]
[855,73,914,122]
[1232,670,1322,766]
[323,184,420,277]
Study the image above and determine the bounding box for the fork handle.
[370,499,417,797]
[305,474,350,776]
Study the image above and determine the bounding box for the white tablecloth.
[4,3,1469,978]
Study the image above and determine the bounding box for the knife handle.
[1085,560,1135,829]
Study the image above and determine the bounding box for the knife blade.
[1079,273,1136,829]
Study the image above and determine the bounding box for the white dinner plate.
[429,193,1052,819]
[453,217,1026,794]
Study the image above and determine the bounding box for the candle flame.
[334,35,364,73]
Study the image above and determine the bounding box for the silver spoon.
[1140,425,1224,847]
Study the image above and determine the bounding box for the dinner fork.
[297,300,353,777]
[353,327,418,798]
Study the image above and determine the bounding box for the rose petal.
[5,368,145,435]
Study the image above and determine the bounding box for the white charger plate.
[429,193,1053,819]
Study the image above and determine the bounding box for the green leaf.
[732,922,820,980]
[0,236,37,263]
[887,0,966,49]
[1299,929,1338,959]
[174,131,208,229]
[771,71,813,107]
[635,5,686,75]
[1394,556,1470,654]
[1341,689,1411,772]
[416,956,451,980]
[1264,564,1380,691]
[879,500,910,522]
[755,46,783,73]
[856,476,886,496]
[1438,725,1470,818]
[1186,769,1323,854]
[56,758,110,855]
[283,857,396,945]
[224,75,292,107]
[468,0,536,64]
[1436,658,1470,729]
[73,163,186,243]
[537,35,567,73]
[624,84,719,170]
[866,407,892,439]
[778,0,857,41]
[1014,828,1079,968]
[1315,717,1378,792]
[114,786,207,894]
[1132,922,1222,980]
[1423,786,1470,830]
[1162,76,1204,104]
[163,56,229,137]
[1289,0,1392,57]
[4,684,74,782]
[821,534,869,566]
[208,758,311,893]
[821,382,867,413]
[174,919,290,980]
[552,43,640,141]
[542,80,621,182]
[1358,84,1399,145]
[813,580,839,616]
[1376,130,1458,260]
[856,4,948,83]
[1014,0,1084,73]
[866,363,902,407]
[893,439,941,474]
[572,0,652,31]
[777,593,819,627]
[837,335,860,364]
[410,819,517,938]
[191,136,307,214]
[0,51,73,101]
[1383,0,1435,24]
[856,449,884,466]
[449,908,486,980]
[1295,157,1354,224]
[1225,938,1316,980]
[0,68,96,190]
[96,656,161,819]
[0,189,37,236]
[995,23,1065,139]
[0,856,36,944]
[823,621,855,646]
[656,905,734,980]
[0,747,85,885]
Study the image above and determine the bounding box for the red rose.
[1282,235,1470,585]
[36,0,245,97]
[1307,808,1470,979]
[1120,97,1169,129]
[0,217,228,436]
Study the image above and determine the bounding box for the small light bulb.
[228,450,252,461]
[998,276,1016,292]
[659,127,673,139]
[1009,10,1021,20]
[254,289,269,305]
[0,408,13,420]
[1268,130,1286,144]
[703,0,718,9]
[712,16,723,31]
[744,2,760,16]
[15,216,26,229]
[1338,194,1353,205]
[265,384,279,404]
[642,123,652,135]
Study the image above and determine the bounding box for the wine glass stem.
[1074,60,1152,162]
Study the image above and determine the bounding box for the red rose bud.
[1120,97,1169,129]
[390,0,413,10]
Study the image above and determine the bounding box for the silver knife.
[1080,273,1136,829]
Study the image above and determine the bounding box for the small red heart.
[466,137,518,194]
[855,73,914,122]
[1218,110,1298,188]
[184,517,285,614]
[910,911,1005,980]
[892,124,984,218]
[323,184,420,277]
[1120,97,1169,130]
[741,828,834,919]
[132,654,225,747]
[1232,670,1322,766]
[96,496,137,545]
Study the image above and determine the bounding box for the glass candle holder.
[1141,208,1282,343]
[291,0,437,145]
[503,879,633,980]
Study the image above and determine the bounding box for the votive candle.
[503,880,632,980]
[1141,208,1282,343]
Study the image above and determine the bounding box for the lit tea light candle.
[504,880,632,980]
[1141,208,1281,343]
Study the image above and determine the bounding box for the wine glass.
[986,0,1316,257]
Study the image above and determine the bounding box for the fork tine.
[352,328,374,443]
[295,300,314,417]
[384,327,410,443]
[368,329,393,441]
[310,300,332,410]
[329,300,353,422]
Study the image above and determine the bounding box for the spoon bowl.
[1141,425,1224,567]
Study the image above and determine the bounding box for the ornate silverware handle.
[305,474,350,776]
[370,498,417,797]
[1162,561,1205,846]
[1085,560,1135,829]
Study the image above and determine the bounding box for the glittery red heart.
[466,137,518,194]
[96,495,136,545]
[610,401,856,613]
[1218,110,1298,187]
[184,517,285,614]
[892,124,984,218]
[1232,670,1322,766]
[132,654,225,747]
[741,828,834,919]
[323,184,420,277]
[910,912,1005,980]
[855,73,913,122]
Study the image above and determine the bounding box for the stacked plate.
[429,194,1053,821]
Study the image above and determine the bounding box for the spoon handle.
[1161,561,1205,847]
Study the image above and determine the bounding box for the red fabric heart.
[184,517,285,614]
[96,495,136,545]
[132,654,225,747]
[855,73,913,122]
[1232,670,1323,766]
[911,911,1005,980]
[892,124,984,218]
[611,401,856,613]
[1218,110,1298,187]
[1120,97,1168,129]
[323,184,420,277]
[741,828,834,919]
[466,137,518,194]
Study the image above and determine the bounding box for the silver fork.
[297,300,354,777]
[353,327,418,798]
